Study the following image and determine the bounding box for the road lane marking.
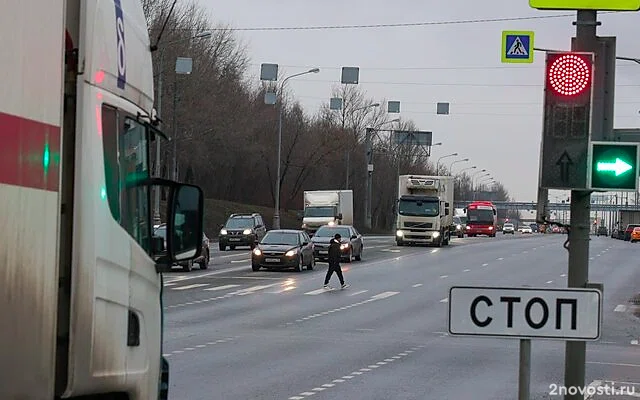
[586,361,640,368]
[463,269,470,272]
[371,291,399,300]
[440,275,448,278]
[230,259,251,263]
[440,298,448,303]
[498,257,504,261]
[235,284,278,295]
[304,288,328,295]
[204,284,241,291]
[482,263,488,267]
[348,290,368,296]
[293,292,398,323]
[546,280,553,284]
[163,282,177,286]
[560,274,567,277]
[412,283,423,287]
[614,304,627,312]
[288,347,424,399]
[172,283,209,291]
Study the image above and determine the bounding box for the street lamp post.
[435,153,458,175]
[273,68,320,229]
[449,158,469,174]
[153,31,211,224]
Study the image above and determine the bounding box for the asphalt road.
[161,233,640,400]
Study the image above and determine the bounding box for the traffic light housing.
[589,141,639,191]
[539,51,595,190]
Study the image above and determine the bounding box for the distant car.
[153,224,209,271]
[520,225,532,234]
[502,223,515,234]
[219,213,267,250]
[251,229,314,272]
[452,216,465,238]
[596,226,608,237]
[311,225,363,262]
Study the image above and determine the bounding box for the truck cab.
[395,175,454,247]
[302,190,353,236]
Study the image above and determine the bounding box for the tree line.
[143,0,515,230]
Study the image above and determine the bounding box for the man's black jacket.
[328,238,342,263]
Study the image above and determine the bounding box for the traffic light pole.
[565,10,599,400]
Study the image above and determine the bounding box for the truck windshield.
[467,209,494,224]
[398,199,439,217]
[304,206,336,217]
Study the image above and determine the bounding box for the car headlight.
[456,224,461,230]
[253,248,262,256]
[396,230,404,237]
[285,249,297,257]
[328,221,335,226]
[340,243,350,250]
[243,229,252,235]
[220,229,227,235]
[433,231,440,238]
[302,223,307,229]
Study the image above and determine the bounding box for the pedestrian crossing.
[165,280,368,296]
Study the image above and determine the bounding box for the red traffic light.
[546,53,592,97]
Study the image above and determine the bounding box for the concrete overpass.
[453,201,640,212]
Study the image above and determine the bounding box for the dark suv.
[219,213,266,250]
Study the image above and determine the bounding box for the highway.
[161,234,640,400]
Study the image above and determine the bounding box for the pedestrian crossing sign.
[502,31,535,63]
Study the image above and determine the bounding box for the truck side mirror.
[445,209,450,216]
[167,184,204,264]
[336,213,343,220]
[445,202,450,207]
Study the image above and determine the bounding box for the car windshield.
[304,206,336,217]
[468,209,494,223]
[225,217,254,229]
[504,223,514,228]
[314,227,351,238]
[261,232,299,245]
[398,199,439,217]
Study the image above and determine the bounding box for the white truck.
[302,190,354,235]
[395,175,454,247]
[1,1,204,399]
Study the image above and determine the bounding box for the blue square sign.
[501,31,534,63]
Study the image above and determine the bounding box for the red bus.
[464,201,497,237]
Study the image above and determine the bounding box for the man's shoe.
[324,284,332,290]
[341,283,350,289]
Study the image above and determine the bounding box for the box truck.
[302,190,354,235]
[0,1,204,398]
[395,175,454,246]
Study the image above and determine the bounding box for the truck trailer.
[1,1,204,399]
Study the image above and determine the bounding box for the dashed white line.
[497,257,504,261]
[292,292,398,323]
[615,305,627,312]
[172,283,209,291]
[288,346,426,399]
[546,280,553,284]
[348,290,368,296]
[230,259,251,263]
[164,336,238,357]
[440,275,448,278]
[440,298,449,303]
[482,263,489,267]
[412,283,423,287]
[560,273,567,277]
[204,284,240,291]
[463,269,471,272]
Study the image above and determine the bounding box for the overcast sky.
[201,0,640,202]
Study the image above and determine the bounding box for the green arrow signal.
[595,158,633,176]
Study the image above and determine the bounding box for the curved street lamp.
[436,152,458,175]
[449,158,469,174]
[273,68,320,229]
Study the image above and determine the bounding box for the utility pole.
[565,10,598,399]
[364,127,373,229]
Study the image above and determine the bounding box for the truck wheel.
[443,233,449,246]
[396,240,404,246]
